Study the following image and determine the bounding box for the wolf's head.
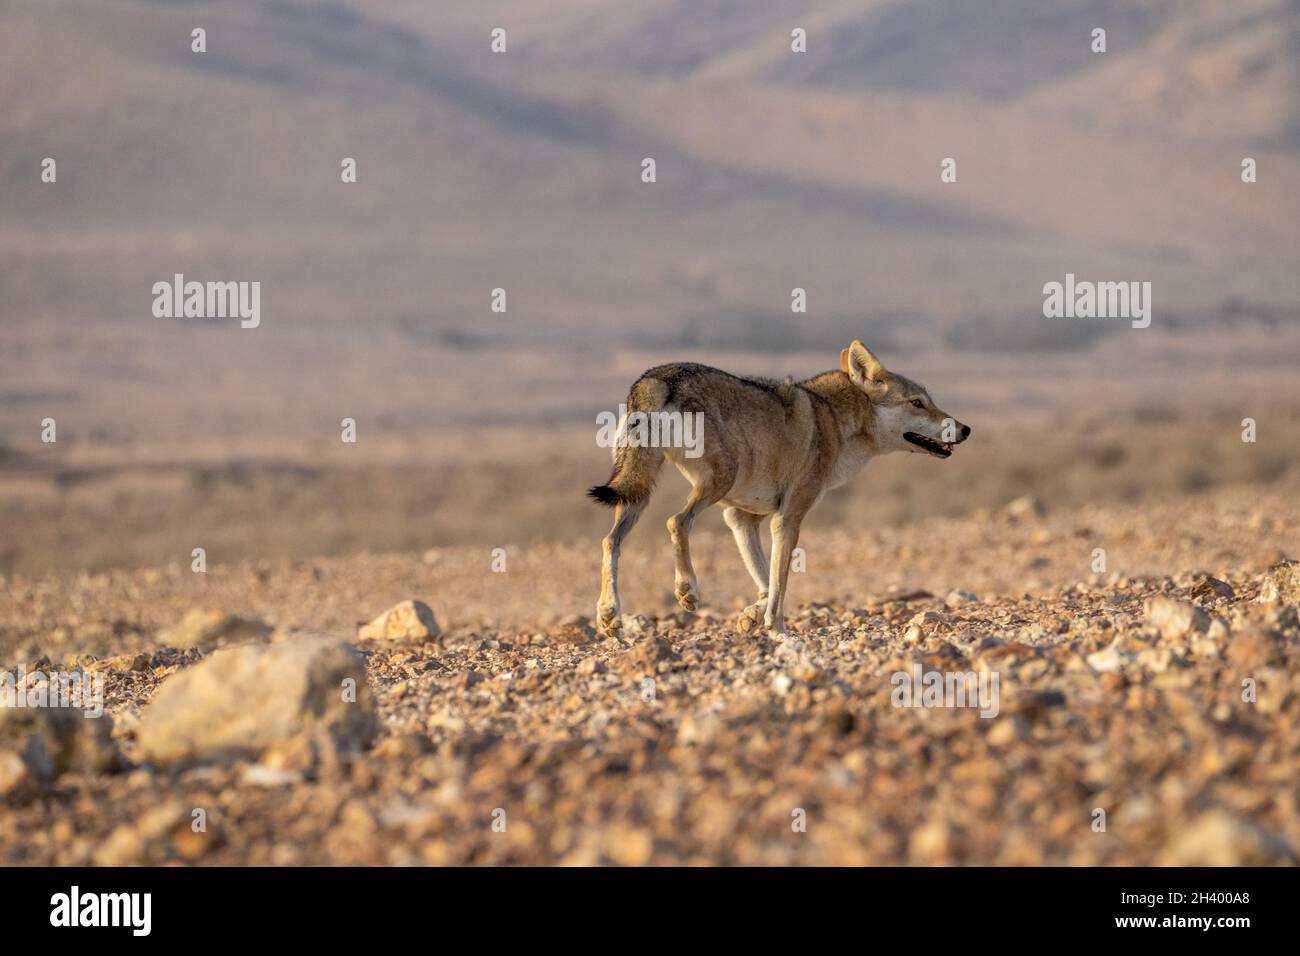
[840,340,971,459]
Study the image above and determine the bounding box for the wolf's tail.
[586,377,668,508]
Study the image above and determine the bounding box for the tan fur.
[590,341,970,638]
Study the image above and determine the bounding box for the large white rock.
[1143,595,1210,641]
[357,599,441,643]
[136,635,377,766]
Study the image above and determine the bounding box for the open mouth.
[904,432,954,458]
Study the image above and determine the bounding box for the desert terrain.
[2,476,1299,865]
[2,0,1299,867]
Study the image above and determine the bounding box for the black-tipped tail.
[587,484,623,507]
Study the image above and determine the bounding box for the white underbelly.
[668,457,779,514]
[720,490,779,514]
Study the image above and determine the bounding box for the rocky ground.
[2,484,1299,865]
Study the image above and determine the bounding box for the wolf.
[587,340,970,639]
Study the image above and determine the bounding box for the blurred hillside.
[1,0,1298,572]
[2,0,1296,342]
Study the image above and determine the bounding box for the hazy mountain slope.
[0,0,1296,350]
[0,0,1298,576]
[1022,0,1300,146]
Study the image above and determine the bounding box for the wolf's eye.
[910,399,924,409]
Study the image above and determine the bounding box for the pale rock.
[1136,647,1173,674]
[358,600,440,643]
[1143,596,1210,642]
[677,710,723,746]
[987,719,1020,747]
[162,608,273,650]
[1002,494,1047,520]
[909,610,949,629]
[1257,559,1300,605]
[1189,633,1222,659]
[623,615,656,638]
[136,635,377,767]
[944,589,978,607]
[0,750,36,800]
[241,763,305,787]
[1086,642,1136,674]
[1159,812,1296,866]
[908,820,949,861]
[86,653,152,673]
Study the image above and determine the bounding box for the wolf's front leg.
[724,506,771,633]
[763,512,802,638]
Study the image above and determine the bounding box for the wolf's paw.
[595,604,622,638]
[736,600,766,634]
[674,581,699,613]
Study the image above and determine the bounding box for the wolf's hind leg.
[724,506,769,592]
[597,499,646,637]
[667,473,730,612]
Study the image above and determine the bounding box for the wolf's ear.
[841,340,888,391]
